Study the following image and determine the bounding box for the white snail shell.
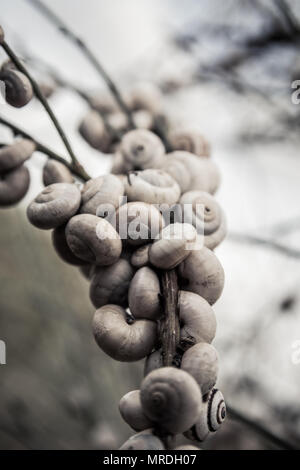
[125,169,180,205]
[169,130,211,158]
[80,174,124,215]
[119,429,165,450]
[126,82,162,115]
[179,191,226,249]
[178,291,217,351]
[93,304,157,362]
[79,110,111,153]
[118,129,165,171]
[181,342,219,396]
[161,155,191,193]
[43,160,74,186]
[0,139,36,172]
[128,267,161,320]
[140,367,202,434]
[178,246,224,305]
[174,445,201,450]
[119,390,153,431]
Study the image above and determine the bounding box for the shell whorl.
[207,388,226,432]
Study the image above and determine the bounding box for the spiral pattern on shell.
[169,130,211,157]
[207,388,226,432]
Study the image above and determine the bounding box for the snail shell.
[116,202,164,246]
[185,388,226,442]
[161,155,191,193]
[93,304,157,362]
[180,191,226,249]
[133,109,154,130]
[0,165,30,206]
[140,367,202,434]
[178,291,216,351]
[125,169,180,205]
[90,258,134,308]
[128,267,161,320]
[108,112,128,134]
[178,246,224,305]
[127,82,162,115]
[52,224,86,266]
[27,183,81,229]
[144,349,163,377]
[89,92,118,115]
[43,160,73,186]
[66,214,122,266]
[0,69,33,108]
[119,129,165,171]
[119,390,153,431]
[169,130,211,157]
[149,223,198,270]
[119,429,165,450]
[131,244,150,268]
[79,110,111,152]
[0,139,36,172]
[80,174,124,215]
[181,342,218,396]
[111,152,127,174]
[174,445,201,450]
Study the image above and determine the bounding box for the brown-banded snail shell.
[169,130,211,157]
[119,429,165,450]
[119,390,153,431]
[0,139,36,172]
[0,165,30,206]
[27,183,81,229]
[65,214,122,266]
[125,169,180,205]
[140,367,202,434]
[118,129,165,171]
[178,291,217,351]
[128,266,161,320]
[179,191,226,249]
[80,174,124,216]
[43,160,74,186]
[0,69,33,108]
[181,342,218,396]
[90,258,134,308]
[92,304,157,362]
[79,110,111,152]
[130,244,150,268]
[178,246,224,305]
[184,388,226,442]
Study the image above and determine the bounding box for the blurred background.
[0,0,300,450]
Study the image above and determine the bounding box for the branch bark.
[160,269,180,367]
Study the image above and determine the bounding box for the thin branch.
[160,269,180,367]
[26,0,135,129]
[228,232,300,258]
[0,115,90,181]
[227,405,296,450]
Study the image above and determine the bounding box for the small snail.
[89,92,118,115]
[178,291,217,351]
[116,202,164,246]
[119,429,165,450]
[0,68,33,108]
[80,174,124,215]
[79,110,111,152]
[90,258,134,308]
[184,389,226,442]
[43,160,74,186]
[178,247,224,305]
[92,304,157,362]
[161,155,191,193]
[130,244,150,268]
[119,390,153,431]
[126,82,162,115]
[133,109,154,130]
[149,223,198,270]
[111,152,127,174]
[169,130,211,158]
[140,367,202,434]
[65,214,122,266]
[27,183,81,230]
[125,169,180,205]
[107,112,128,134]
[143,349,163,377]
[128,267,161,320]
[52,224,86,266]
[0,139,36,172]
[181,342,218,396]
[179,191,226,250]
[0,165,30,206]
[118,129,165,171]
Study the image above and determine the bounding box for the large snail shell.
[66,214,122,266]
[79,110,111,152]
[119,390,153,431]
[0,165,30,206]
[178,247,224,305]
[43,160,73,186]
[169,130,211,157]
[93,304,157,362]
[140,367,202,434]
[185,388,226,442]
[125,169,180,205]
[149,223,198,270]
[119,429,165,450]
[0,69,33,108]
[119,129,165,171]
[128,266,161,320]
[144,349,163,377]
[161,155,191,193]
[90,258,134,308]
[181,342,218,396]
[131,244,150,268]
[179,291,216,351]
[27,183,81,230]
[180,191,226,249]
[80,174,124,215]
[52,224,86,266]
[0,139,36,172]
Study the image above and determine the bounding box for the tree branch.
[160,269,180,367]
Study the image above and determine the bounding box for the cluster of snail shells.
[0,60,33,108]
